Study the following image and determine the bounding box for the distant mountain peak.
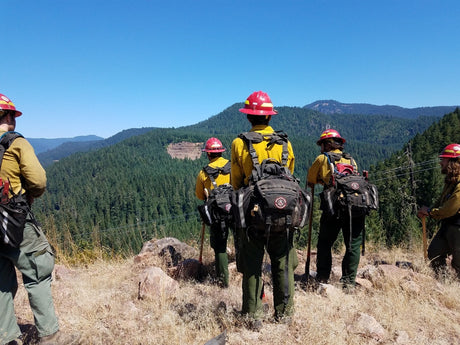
[304,100,458,118]
[306,100,356,114]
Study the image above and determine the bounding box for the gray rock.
[204,330,226,345]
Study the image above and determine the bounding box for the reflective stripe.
[238,191,246,228]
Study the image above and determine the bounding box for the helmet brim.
[317,138,346,146]
[202,149,226,153]
[0,108,22,117]
[239,108,278,116]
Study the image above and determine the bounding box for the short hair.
[247,115,271,126]
[207,152,222,159]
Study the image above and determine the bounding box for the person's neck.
[0,124,11,132]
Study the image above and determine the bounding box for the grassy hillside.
[11,240,460,345]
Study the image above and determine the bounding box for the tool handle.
[199,222,206,263]
[421,216,428,260]
[305,184,315,279]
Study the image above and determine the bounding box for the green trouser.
[210,222,229,287]
[428,222,460,279]
[239,227,298,320]
[0,217,58,344]
[316,212,365,285]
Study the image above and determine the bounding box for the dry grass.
[12,243,460,345]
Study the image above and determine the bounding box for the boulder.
[172,258,204,280]
[138,267,179,300]
[204,330,226,345]
[347,312,386,341]
[137,237,197,267]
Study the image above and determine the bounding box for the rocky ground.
[12,237,460,345]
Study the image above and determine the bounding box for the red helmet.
[316,129,346,145]
[203,137,225,153]
[239,91,278,116]
[0,93,22,117]
[439,143,460,159]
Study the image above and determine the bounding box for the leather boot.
[39,331,80,345]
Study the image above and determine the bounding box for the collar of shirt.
[249,125,274,134]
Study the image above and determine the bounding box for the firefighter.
[195,137,231,287]
[0,93,80,345]
[230,91,297,330]
[417,143,460,280]
[307,129,364,289]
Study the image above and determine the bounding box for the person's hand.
[417,206,430,218]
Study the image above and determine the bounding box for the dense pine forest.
[370,108,460,248]
[31,104,459,256]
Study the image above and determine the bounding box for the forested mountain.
[30,104,457,255]
[35,101,453,166]
[304,100,458,119]
[35,129,208,253]
[188,103,439,169]
[369,108,460,247]
[37,127,156,166]
[28,135,103,154]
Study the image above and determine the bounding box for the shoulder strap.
[324,152,358,175]
[238,131,289,182]
[342,152,358,172]
[203,161,231,189]
[0,131,23,171]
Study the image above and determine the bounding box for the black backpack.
[0,131,30,248]
[197,161,234,229]
[231,131,311,237]
[319,152,379,218]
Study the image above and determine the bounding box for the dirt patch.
[167,141,203,160]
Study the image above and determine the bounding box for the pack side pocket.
[319,188,336,216]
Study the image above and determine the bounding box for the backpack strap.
[269,131,289,166]
[0,131,23,171]
[342,153,358,172]
[203,161,231,189]
[238,131,289,182]
[238,132,263,182]
[324,152,358,178]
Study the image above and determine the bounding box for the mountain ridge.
[303,99,458,119]
[28,135,103,154]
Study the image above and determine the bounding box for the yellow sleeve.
[195,171,206,200]
[230,138,245,190]
[307,155,330,186]
[430,183,460,220]
[2,137,47,197]
[287,141,295,174]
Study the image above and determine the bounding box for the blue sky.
[3,0,459,139]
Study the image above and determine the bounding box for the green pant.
[210,222,229,287]
[428,222,460,279]
[316,212,365,285]
[0,218,58,344]
[239,228,298,320]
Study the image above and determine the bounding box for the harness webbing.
[239,130,292,308]
[0,131,23,171]
[202,161,231,189]
[238,131,289,183]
